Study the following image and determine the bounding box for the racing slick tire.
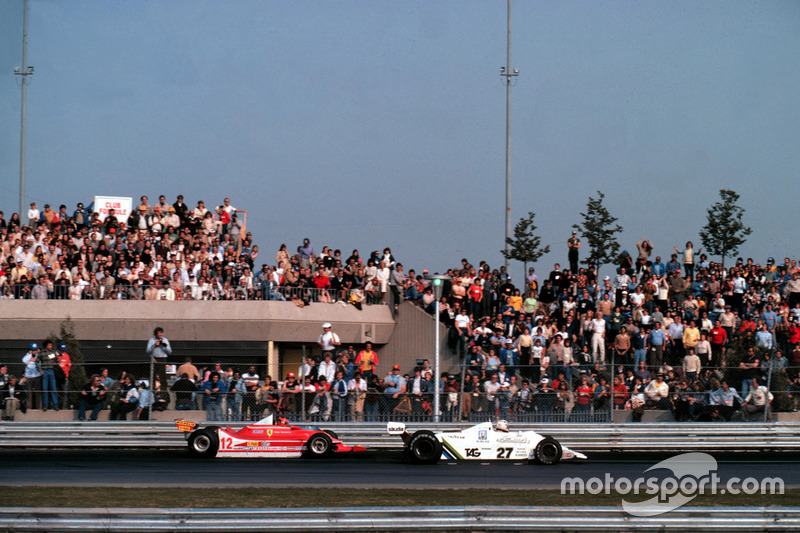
[188,429,219,458]
[405,430,442,465]
[533,436,562,466]
[324,429,339,440]
[306,432,334,458]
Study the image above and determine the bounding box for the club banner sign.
[94,196,132,223]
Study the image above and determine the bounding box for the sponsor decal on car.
[497,436,528,444]
[387,423,406,434]
[175,420,197,432]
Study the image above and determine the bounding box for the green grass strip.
[1,487,798,509]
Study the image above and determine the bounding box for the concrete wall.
[0,301,395,344]
[379,302,460,376]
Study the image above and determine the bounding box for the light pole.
[427,274,450,423]
[500,0,518,274]
[15,0,34,218]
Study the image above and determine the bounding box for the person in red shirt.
[56,343,72,409]
[612,374,629,410]
[574,374,593,415]
[787,320,800,347]
[355,342,379,380]
[709,321,728,367]
[468,281,483,318]
[739,317,756,335]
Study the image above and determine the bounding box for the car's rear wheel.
[306,433,334,457]
[406,430,442,465]
[534,436,562,465]
[324,429,339,439]
[189,429,219,458]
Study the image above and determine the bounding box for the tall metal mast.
[15,0,35,219]
[500,0,518,274]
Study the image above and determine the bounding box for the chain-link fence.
[2,336,798,424]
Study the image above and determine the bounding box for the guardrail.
[2,506,800,531]
[2,421,800,452]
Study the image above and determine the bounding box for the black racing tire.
[534,436,562,466]
[188,429,219,458]
[405,430,442,465]
[324,429,339,440]
[306,432,334,458]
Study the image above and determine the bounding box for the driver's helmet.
[496,419,509,432]
[277,417,289,426]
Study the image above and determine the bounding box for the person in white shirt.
[317,352,336,384]
[590,315,607,364]
[347,372,368,421]
[318,323,340,354]
[27,203,40,229]
[742,378,774,421]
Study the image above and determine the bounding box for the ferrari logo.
[266,429,273,437]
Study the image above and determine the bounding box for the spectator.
[226,371,245,421]
[1,375,26,419]
[136,381,152,420]
[109,375,138,420]
[612,374,629,410]
[279,372,300,416]
[683,348,702,381]
[146,327,172,390]
[175,358,200,383]
[709,380,743,421]
[203,372,227,421]
[77,374,107,421]
[645,372,671,410]
[382,365,406,416]
[22,343,42,410]
[355,342,379,380]
[38,340,60,411]
[241,365,260,420]
[255,376,278,419]
[348,372,367,422]
[741,378,773,421]
[331,370,349,421]
[171,373,197,410]
[318,323,340,356]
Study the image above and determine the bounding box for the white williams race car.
[388,420,587,465]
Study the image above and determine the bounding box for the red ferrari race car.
[175,416,366,459]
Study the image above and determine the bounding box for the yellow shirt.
[682,326,700,348]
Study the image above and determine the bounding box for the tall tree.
[501,211,550,285]
[699,189,751,267]
[55,318,87,408]
[572,191,622,275]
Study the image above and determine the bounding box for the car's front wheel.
[188,429,219,458]
[306,433,334,457]
[405,430,442,465]
[534,436,562,465]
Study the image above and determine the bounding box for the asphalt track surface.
[3,450,800,489]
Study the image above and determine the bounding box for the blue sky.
[1,1,798,278]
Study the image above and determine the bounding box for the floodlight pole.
[427,275,450,423]
[15,0,34,218]
[500,0,517,273]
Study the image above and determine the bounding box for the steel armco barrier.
[2,421,800,452]
[2,506,800,532]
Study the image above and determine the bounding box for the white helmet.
[496,420,509,433]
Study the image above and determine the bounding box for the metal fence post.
[765,362,773,423]
[301,345,306,422]
[610,349,615,423]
